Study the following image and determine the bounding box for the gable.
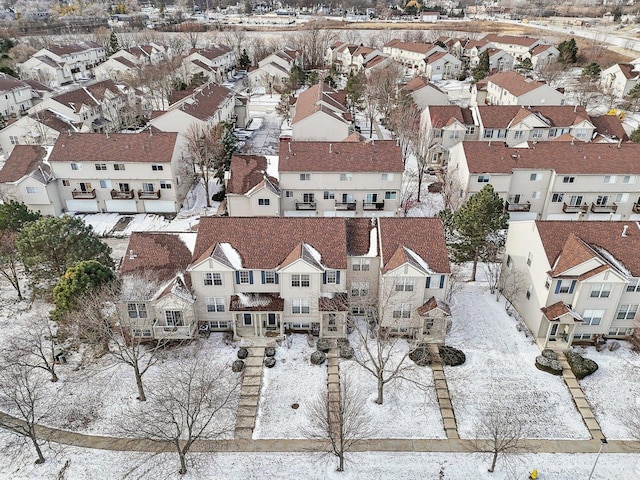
[277,257,324,273]
[556,257,605,277]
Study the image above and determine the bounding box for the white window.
[264,271,276,284]
[590,284,611,298]
[285,190,293,197]
[532,191,541,200]
[627,278,640,292]
[340,173,352,181]
[206,297,225,313]
[574,333,593,340]
[9,135,19,145]
[99,180,111,189]
[291,274,310,287]
[623,175,636,184]
[132,329,152,338]
[604,175,617,184]
[127,303,147,318]
[326,270,337,284]
[165,311,184,326]
[385,191,397,200]
[25,186,39,194]
[483,129,494,139]
[527,252,533,266]
[582,309,603,326]
[351,281,369,297]
[258,198,270,206]
[514,130,524,140]
[352,259,370,271]
[608,327,634,337]
[62,180,70,187]
[204,272,222,286]
[382,173,394,181]
[160,181,172,189]
[477,174,490,183]
[238,271,251,284]
[449,130,460,139]
[242,313,252,326]
[532,129,544,139]
[615,193,628,204]
[114,163,125,170]
[292,298,310,314]
[466,126,475,135]
[563,176,575,183]
[530,173,541,181]
[395,277,415,292]
[616,304,638,320]
[551,193,564,203]
[324,191,335,200]
[142,183,155,193]
[392,303,412,319]
[326,313,337,332]
[299,173,310,181]
[351,305,367,315]
[70,163,82,171]
[526,284,532,299]
[151,164,163,171]
[303,193,314,203]
[95,163,107,170]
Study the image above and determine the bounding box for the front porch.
[230,293,285,339]
[538,301,584,350]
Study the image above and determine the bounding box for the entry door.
[79,182,92,192]
[549,323,559,341]
[267,313,277,329]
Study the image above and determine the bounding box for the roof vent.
[622,225,629,237]
[129,250,137,259]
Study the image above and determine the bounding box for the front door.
[266,313,277,329]
[549,323,559,341]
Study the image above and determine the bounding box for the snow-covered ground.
[253,335,327,439]
[445,281,590,440]
[2,436,639,480]
[579,342,640,440]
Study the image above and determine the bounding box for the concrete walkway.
[556,351,604,440]
[234,346,265,440]
[326,346,341,431]
[428,344,459,439]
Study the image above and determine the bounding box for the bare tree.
[0,363,50,464]
[387,91,420,167]
[472,408,524,473]
[121,360,240,475]
[0,231,23,299]
[303,374,376,472]
[5,316,59,383]
[184,122,228,208]
[291,20,336,68]
[498,266,529,315]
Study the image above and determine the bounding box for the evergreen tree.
[630,126,640,143]
[306,70,319,86]
[275,88,292,123]
[557,38,578,65]
[516,58,533,72]
[324,74,336,88]
[472,50,490,82]
[627,83,640,111]
[345,71,366,116]
[238,48,251,70]
[16,216,113,295]
[581,62,601,80]
[450,184,509,281]
[109,31,120,55]
[0,201,40,233]
[288,64,305,90]
[52,260,115,321]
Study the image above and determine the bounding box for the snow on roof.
[405,247,434,274]
[236,293,272,307]
[591,245,632,277]
[219,242,243,269]
[365,226,378,257]
[177,232,198,254]
[305,243,323,267]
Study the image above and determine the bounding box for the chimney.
[288,142,291,153]
[129,250,137,259]
[617,138,622,148]
[106,132,109,139]
[329,143,332,153]
[622,225,629,237]
[574,104,577,113]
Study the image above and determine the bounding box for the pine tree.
[451,185,509,281]
[109,31,120,55]
[0,200,40,232]
[472,50,490,82]
[557,38,578,65]
[238,48,251,70]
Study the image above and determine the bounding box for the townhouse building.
[382,40,446,76]
[247,48,303,89]
[421,105,477,166]
[600,62,640,98]
[447,141,640,221]
[291,83,352,141]
[183,46,237,84]
[0,74,41,119]
[225,155,281,217]
[278,139,403,217]
[424,51,462,81]
[400,76,450,110]
[473,71,566,106]
[44,132,188,214]
[503,220,640,349]
[19,41,107,86]
[118,217,451,342]
[94,43,170,82]
[529,44,560,69]
[482,34,544,62]
[0,109,78,157]
[326,43,386,75]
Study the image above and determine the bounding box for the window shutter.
[426,276,431,288]
[336,271,341,284]
[275,272,279,284]
[235,271,240,284]
[323,272,327,284]
[554,280,561,294]
[439,275,445,289]
[249,271,254,284]
[261,271,265,284]
[569,280,576,294]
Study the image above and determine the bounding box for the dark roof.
[588,114,628,141]
[486,71,550,97]
[0,145,46,183]
[49,132,178,163]
[227,155,279,195]
[429,106,474,127]
[230,293,284,312]
[279,140,404,173]
[346,218,374,256]
[179,83,234,121]
[477,105,590,129]
[292,83,349,124]
[0,73,29,91]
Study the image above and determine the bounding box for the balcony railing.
[295,201,316,210]
[505,201,531,212]
[633,203,640,214]
[137,189,161,200]
[562,202,589,213]
[152,322,197,340]
[110,189,134,200]
[590,202,618,213]
[363,200,385,210]
[71,189,96,199]
[335,201,356,211]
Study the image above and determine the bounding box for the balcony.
[335,201,356,211]
[562,202,589,213]
[71,189,96,199]
[590,202,618,214]
[295,201,316,210]
[110,189,134,200]
[633,203,640,214]
[505,201,531,212]
[363,200,385,210]
[137,189,161,200]
[152,322,197,340]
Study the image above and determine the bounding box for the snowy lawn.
[578,342,640,440]
[2,434,639,480]
[253,335,327,439]
[445,282,590,440]
[340,332,445,439]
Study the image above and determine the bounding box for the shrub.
[316,338,331,352]
[535,355,563,375]
[566,351,598,379]
[232,360,245,372]
[310,350,326,365]
[264,357,276,368]
[409,343,432,366]
[237,347,248,359]
[339,346,354,359]
[438,345,466,366]
[265,347,276,357]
